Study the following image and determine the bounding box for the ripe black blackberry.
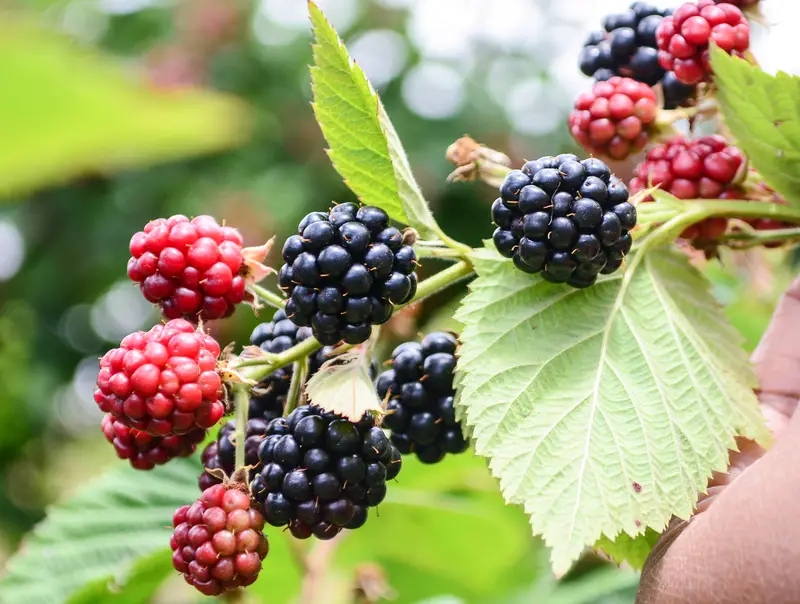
[252,405,402,540]
[579,2,693,109]
[493,155,635,287]
[279,203,418,346]
[377,332,467,464]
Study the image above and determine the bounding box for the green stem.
[436,231,473,256]
[233,386,249,471]
[248,283,285,310]
[235,260,474,383]
[719,227,800,248]
[285,358,309,415]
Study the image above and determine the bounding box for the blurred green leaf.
[0,17,250,200]
[0,459,199,604]
[308,1,441,238]
[594,529,660,571]
[712,48,800,208]
[66,550,173,604]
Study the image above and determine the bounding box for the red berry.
[101,414,205,470]
[569,77,658,160]
[657,0,750,85]
[127,215,245,321]
[630,136,747,241]
[171,485,268,596]
[94,319,225,435]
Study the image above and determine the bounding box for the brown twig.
[298,533,346,604]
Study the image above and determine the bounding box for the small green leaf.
[0,460,199,604]
[308,1,440,238]
[712,48,800,208]
[595,528,661,570]
[305,349,383,421]
[0,18,250,200]
[454,245,769,575]
[66,550,173,604]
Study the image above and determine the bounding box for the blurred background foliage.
[0,0,797,602]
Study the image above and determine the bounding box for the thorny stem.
[233,260,475,383]
[718,226,800,249]
[233,386,249,472]
[284,358,309,416]
[247,283,285,310]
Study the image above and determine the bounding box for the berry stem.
[247,283,285,310]
[284,357,309,416]
[718,226,800,249]
[233,385,249,472]
[233,260,475,383]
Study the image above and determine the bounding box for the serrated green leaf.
[66,550,173,604]
[454,245,769,575]
[305,349,383,421]
[712,48,800,208]
[0,460,199,604]
[0,17,249,201]
[308,1,440,238]
[595,528,661,570]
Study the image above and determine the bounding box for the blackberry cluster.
[656,0,750,85]
[579,2,694,109]
[377,332,467,464]
[493,155,636,287]
[252,406,402,540]
[94,319,225,436]
[279,203,418,346]
[127,215,246,321]
[171,484,268,596]
[102,414,205,470]
[569,76,658,160]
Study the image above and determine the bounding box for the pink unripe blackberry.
[630,135,747,241]
[171,483,268,596]
[94,319,225,436]
[127,215,245,321]
[656,0,750,85]
[569,77,658,160]
[101,414,206,470]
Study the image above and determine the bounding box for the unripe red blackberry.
[630,135,747,240]
[171,483,268,596]
[102,414,205,470]
[279,204,418,346]
[656,0,750,85]
[252,406,401,540]
[377,332,468,464]
[127,215,246,321]
[569,77,658,160]
[94,319,225,436]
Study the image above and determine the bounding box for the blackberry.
[494,156,635,286]
[656,0,750,85]
[127,215,245,321]
[252,406,401,539]
[171,484,268,596]
[279,204,418,346]
[579,2,694,108]
[94,319,225,436]
[377,332,468,464]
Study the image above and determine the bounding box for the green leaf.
[712,48,800,208]
[67,550,173,604]
[454,245,770,575]
[308,1,440,238]
[595,528,661,570]
[305,349,383,421]
[0,459,199,604]
[0,18,249,200]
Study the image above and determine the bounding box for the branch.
[299,534,344,604]
[247,282,285,310]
